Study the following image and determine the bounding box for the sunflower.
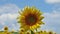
[26,31,31,34]
[48,31,53,34]
[11,29,15,33]
[4,26,8,31]
[20,28,25,32]
[17,6,44,31]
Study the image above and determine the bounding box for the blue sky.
[0,0,60,34]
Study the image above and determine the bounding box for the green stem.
[36,29,37,32]
[31,30,34,34]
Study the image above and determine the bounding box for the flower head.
[4,26,8,31]
[17,6,44,31]
[26,32,30,34]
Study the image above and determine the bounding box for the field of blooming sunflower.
[0,6,56,34]
[0,30,56,34]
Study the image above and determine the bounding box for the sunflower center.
[28,16,35,23]
[25,14,37,26]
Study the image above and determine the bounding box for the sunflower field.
[0,6,56,34]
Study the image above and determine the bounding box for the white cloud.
[45,0,60,3]
[0,4,19,14]
[0,13,18,22]
[0,13,19,30]
[0,4,20,31]
[40,11,60,34]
